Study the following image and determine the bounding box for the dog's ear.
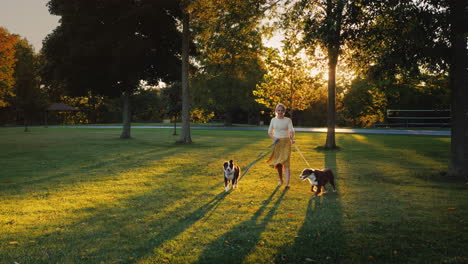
[229,160,233,164]
[223,162,228,168]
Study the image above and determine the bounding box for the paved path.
[57,125,450,136]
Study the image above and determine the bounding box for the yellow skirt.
[267,138,291,168]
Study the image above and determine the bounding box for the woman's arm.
[268,118,278,141]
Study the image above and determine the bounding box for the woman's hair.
[275,103,286,111]
[275,103,286,117]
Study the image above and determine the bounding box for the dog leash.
[293,143,311,167]
[238,140,278,181]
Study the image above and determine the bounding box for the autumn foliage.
[0,27,19,107]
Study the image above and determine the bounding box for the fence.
[374,109,451,128]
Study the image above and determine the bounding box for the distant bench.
[374,109,451,128]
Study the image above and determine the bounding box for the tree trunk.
[448,0,468,178]
[120,89,131,139]
[224,110,233,126]
[178,6,192,144]
[323,0,344,150]
[24,116,29,132]
[325,48,338,149]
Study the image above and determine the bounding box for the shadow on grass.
[1,136,262,263]
[0,147,181,193]
[2,181,226,264]
[134,190,230,261]
[274,194,343,264]
[274,148,345,264]
[336,134,467,263]
[196,186,287,264]
[1,134,258,194]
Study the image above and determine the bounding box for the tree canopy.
[42,0,182,96]
[188,0,271,124]
[0,27,19,107]
[41,0,183,137]
[12,38,45,131]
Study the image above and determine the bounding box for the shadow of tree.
[3,182,226,264]
[273,148,345,264]
[134,190,230,261]
[0,147,181,193]
[196,186,288,264]
[335,135,467,263]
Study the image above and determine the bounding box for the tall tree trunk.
[323,0,344,149]
[120,89,131,139]
[325,48,338,149]
[448,0,468,178]
[178,6,192,144]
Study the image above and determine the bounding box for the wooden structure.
[45,103,79,127]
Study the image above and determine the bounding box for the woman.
[267,103,295,188]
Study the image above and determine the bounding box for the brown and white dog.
[299,168,336,196]
[223,160,240,192]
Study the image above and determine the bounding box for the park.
[1,127,466,263]
[1,0,467,263]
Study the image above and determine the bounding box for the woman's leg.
[276,164,283,185]
[284,166,290,187]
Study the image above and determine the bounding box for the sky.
[0,0,60,52]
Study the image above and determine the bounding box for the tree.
[189,0,271,125]
[179,1,192,143]
[254,39,322,118]
[191,55,266,125]
[131,87,164,123]
[343,0,467,178]
[447,0,468,177]
[161,82,182,136]
[12,38,45,131]
[291,0,357,149]
[0,27,18,107]
[42,0,182,138]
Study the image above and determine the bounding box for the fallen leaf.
[448,208,456,210]
[9,241,19,245]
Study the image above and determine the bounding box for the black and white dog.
[223,160,240,192]
[299,168,336,196]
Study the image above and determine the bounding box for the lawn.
[0,127,466,264]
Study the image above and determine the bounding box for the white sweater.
[268,117,294,138]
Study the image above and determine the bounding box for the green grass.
[0,127,466,264]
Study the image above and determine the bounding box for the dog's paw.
[225,186,230,192]
[233,184,238,189]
